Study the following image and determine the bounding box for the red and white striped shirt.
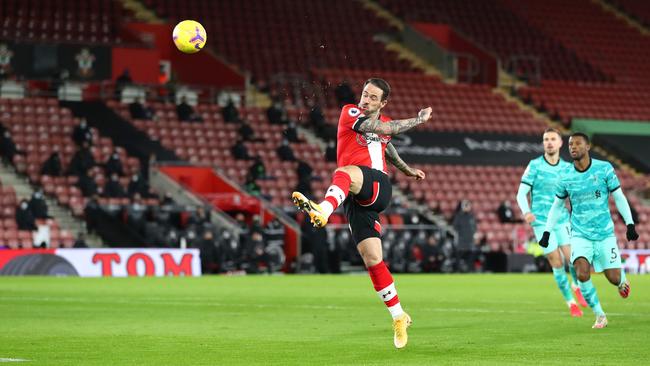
[336,104,391,174]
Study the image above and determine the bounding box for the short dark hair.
[364,78,391,101]
[543,127,562,137]
[570,132,590,144]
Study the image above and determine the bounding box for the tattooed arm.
[385,142,425,180]
[356,107,432,136]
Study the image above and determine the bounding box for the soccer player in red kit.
[292,78,432,349]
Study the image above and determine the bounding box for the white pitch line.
[0,358,30,363]
[1,296,648,317]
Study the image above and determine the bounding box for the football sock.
[618,269,627,287]
[552,266,573,302]
[368,261,404,319]
[578,279,605,316]
[320,170,351,217]
[568,262,579,286]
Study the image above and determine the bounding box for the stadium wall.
[411,23,498,86]
[572,118,650,137]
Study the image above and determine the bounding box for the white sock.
[566,299,577,307]
[319,200,334,217]
[388,303,404,319]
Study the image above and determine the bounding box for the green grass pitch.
[1,274,649,365]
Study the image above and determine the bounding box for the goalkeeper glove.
[538,231,550,248]
[627,224,639,241]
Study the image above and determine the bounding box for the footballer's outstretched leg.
[292,166,363,228]
[292,191,328,228]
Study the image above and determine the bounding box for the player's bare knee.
[546,251,562,268]
[576,271,590,282]
[357,243,382,267]
[336,166,363,194]
[335,166,355,176]
[361,252,382,267]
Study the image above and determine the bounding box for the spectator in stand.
[430,201,442,216]
[73,233,89,248]
[126,193,148,233]
[196,230,219,273]
[40,148,62,176]
[420,231,443,273]
[231,139,251,161]
[221,99,241,123]
[67,141,95,177]
[244,172,262,197]
[187,206,211,228]
[244,231,268,274]
[84,195,101,234]
[248,156,267,180]
[104,149,124,177]
[276,138,296,162]
[263,218,285,248]
[115,69,132,100]
[308,102,326,127]
[72,119,92,147]
[471,232,489,272]
[296,160,314,183]
[77,168,98,197]
[239,120,255,141]
[217,230,242,272]
[452,199,477,272]
[325,140,337,162]
[283,121,301,143]
[16,199,37,231]
[308,102,336,141]
[103,173,127,198]
[127,173,149,198]
[497,200,518,223]
[0,130,24,166]
[128,97,155,120]
[29,189,49,219]
[176,96,203,122]
[267,98,289,125]
[294,176,313,200]
[334,81,356,107]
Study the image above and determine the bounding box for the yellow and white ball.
[172,20,207,54]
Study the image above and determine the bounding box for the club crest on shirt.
[348,107,361,117]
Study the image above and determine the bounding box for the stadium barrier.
[0,248,201,277]
[621,249,650,274]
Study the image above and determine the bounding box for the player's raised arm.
[357,107,432,136]
[385,142,425,180]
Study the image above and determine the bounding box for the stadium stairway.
[356,0,404,31]
[118,0,163,23]
[379,37,447,79]
[493,88,568,134]
[63,100,286,244]
[598,0,650,36]
[61,101,179,165]
[0,162,102,247]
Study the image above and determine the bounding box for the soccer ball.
[172,20,207,54]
